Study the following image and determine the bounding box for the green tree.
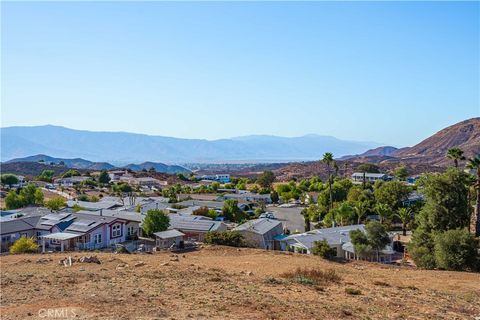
[365,221,390,262]
[5,190,23,210]
[408,169,472,269]
[257,171,275,189]
[434,229,479,272]
[322,152,334,224]
[349,229,371,259]
[37,170,55,182]
[9,237,39,254]
[394,165,408,181]
[374,203,392,225]
[222,199,245,222]
[467,155,480,237]
[1,174,19,187]
[61,169,80,178]
[142,209,170,237]
[396,207,412,236]
[333,202,354,226]
[354,202,369,225]
[45,197,66,210]
[374,181,411,210]
[312,239,337,259]
[446,148,465,169]
[98,170,111,184]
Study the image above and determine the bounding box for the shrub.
[311,240,336,259]
[9,237,39,254]
[345,288,362,295]
[45,197,66,210]
[193,206,217,219]
[204,231,244,247]
[280,268,340,286]
[434,229,479,272]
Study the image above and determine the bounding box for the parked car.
[259,212,276,219]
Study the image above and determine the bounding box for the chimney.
[100,209,103,216]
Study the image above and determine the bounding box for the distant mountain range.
[3,154,190,174]
[0,125,381,163]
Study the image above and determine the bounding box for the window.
[112,224,122,238]
[93,234,102,244]
[127,226,135,236]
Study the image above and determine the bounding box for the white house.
[233,218,283,250]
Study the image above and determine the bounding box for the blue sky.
[2,1,479,147]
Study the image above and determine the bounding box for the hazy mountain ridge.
[0,125,380,163]
[4,154,191,174]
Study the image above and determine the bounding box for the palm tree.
[467,155,480,237]
[374,203,392,224]
[334,202,353,226]
[396,207,412,236]
[447,148,465,168]
[322,152,335,225]
[354,202,369,225]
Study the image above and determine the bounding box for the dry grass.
[1,246,480,319]
[281,267,341,286]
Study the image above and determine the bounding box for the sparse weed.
[281,268,341,286]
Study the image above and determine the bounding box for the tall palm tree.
[374,203,392,224]
[354,202,369,225]
[447,148,466,168]
[322,152,335,225]
[467,155,480,237]
[396,207,412,236]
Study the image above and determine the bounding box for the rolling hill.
[3,155,190,175]
[274,118,480,180]
[0,125,380,163]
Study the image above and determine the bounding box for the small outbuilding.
[154,229,185,250]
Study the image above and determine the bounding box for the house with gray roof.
[168,214,227,242]
[351,172,392,183]
[233,218,283,249]
[278,224,395,262]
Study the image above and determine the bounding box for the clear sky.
[2,1,479,147]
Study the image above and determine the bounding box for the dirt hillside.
[1,246,479,319]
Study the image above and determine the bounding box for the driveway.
[267,205,306,233]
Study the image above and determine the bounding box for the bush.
[311,239,337,259]
[193,206,217,219]
[9,237,39,254]
[434,229,479,272]
[204,231,244,247]
[345,287,362,295]
[281,268,340,286]
[45,197,66,210]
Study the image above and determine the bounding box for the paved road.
[267,205,306,233]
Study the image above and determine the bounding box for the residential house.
[351,172,392,183]
[223,192,272,204]
[55,176,92,187]
[168,214,227,242]
[66,199,122,211]
[278,224,395,262]
[232,218,283,250]
[195,174,230,183]
[154,229,185,250]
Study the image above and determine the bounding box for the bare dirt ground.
[1,246,479,319]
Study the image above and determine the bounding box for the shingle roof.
[66,200,121,211]
[0,216,41,234]
[76,210,144,223]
